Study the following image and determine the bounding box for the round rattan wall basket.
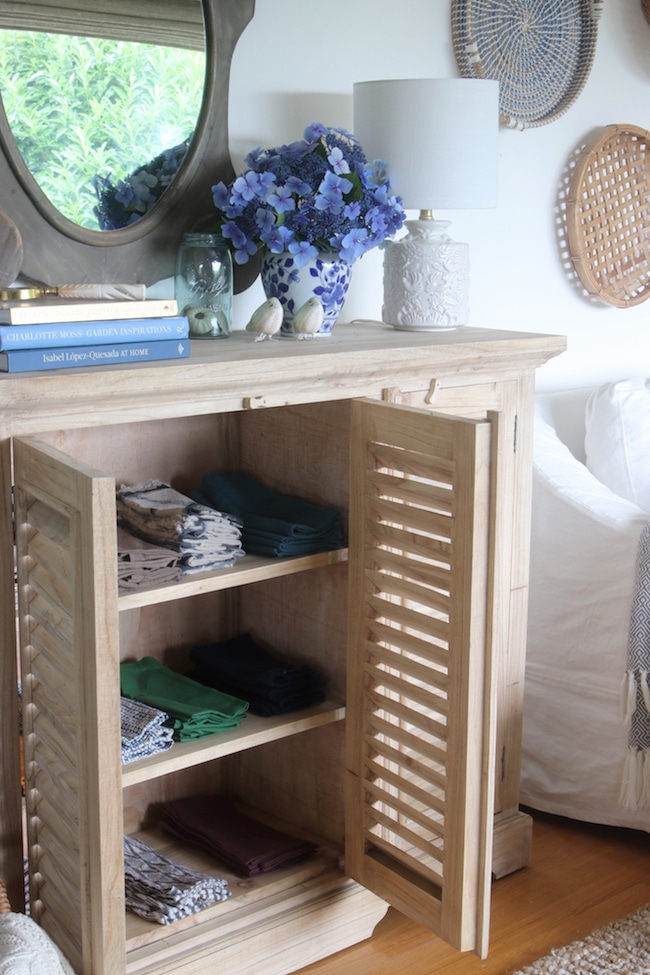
[566,124,650,308]
[452,0,604,129]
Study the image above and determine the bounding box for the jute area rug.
[513,903,650,974]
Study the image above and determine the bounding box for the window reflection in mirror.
[0,30,205,231]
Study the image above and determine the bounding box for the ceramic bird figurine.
[292,297,324,339]
[245,297,283,341]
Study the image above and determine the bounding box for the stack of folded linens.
[190,633,326,716]
[117,527,182,593]
[120,696,174,764]
[123,834,230,924]
[158,794,318,877]
[116,479,244,574]
[120,657,248,741]
[195,470,342,557]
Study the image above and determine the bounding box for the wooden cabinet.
[0,324,565,975]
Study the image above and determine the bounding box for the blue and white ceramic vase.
[260,251,352,337]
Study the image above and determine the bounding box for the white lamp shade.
[353,78,499,210]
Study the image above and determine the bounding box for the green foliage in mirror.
[0,30,205,229]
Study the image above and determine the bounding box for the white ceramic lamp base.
[382,219,469,330]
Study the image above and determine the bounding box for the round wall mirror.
[0,29,205,231]
[0,0,255,286]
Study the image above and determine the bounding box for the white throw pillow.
[0,913,75,975]
[584,377,650,513]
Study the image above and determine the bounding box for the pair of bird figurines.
[246,296,324,341]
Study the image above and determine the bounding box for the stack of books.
[0,296,190,373]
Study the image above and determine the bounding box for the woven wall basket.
[452,0,604,129]
[566,124,650,308]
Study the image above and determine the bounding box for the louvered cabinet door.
[345,399,498,958]
[14,436,124,975]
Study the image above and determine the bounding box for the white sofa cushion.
[584,377,650,514]
[521,411,649,830]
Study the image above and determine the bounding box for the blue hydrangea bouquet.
[211,123,405,266]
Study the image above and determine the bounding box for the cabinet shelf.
[121,700,346,787]
[117,548,349,610]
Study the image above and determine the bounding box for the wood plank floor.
[298,810,650,975]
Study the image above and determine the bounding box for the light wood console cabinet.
[0,324,564,975]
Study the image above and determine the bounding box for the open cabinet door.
[13,436,124,975]
[345,399,498,958]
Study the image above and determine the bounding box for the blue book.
[0,315,189,350]
[0,339,190,373]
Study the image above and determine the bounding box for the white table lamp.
[353,78,499,329]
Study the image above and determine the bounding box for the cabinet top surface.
[0,322,565,433]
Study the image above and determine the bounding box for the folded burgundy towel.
[158,794,318,877]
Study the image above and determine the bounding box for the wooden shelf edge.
[117,548,349,609]
[124,831,343,951]
[125,863,387,975]
[122,700,346,786]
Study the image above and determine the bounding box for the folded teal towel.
[196,471,342,557]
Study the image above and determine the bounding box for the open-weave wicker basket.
[566,124,650,308]
[452,0,604,128]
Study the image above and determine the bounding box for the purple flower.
[327,147,350,175]
[255,207,276,235]
[304,122,328,143]
[338,228,370,263]
[285,175,312,197]
[263,223,295,253]
[344,201,361,221]
[267,184,296,214]
[231,171,268,206]
[315,171,354,213]
[212,181,231,209]
[289,240,319,267]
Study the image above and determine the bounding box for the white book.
[0,297,178,326]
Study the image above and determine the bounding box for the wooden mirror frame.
[0,0,256,286]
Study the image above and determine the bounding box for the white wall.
[227,0,650,392]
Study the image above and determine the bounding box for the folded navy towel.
[196,471,342,557]
[190,633,326,716]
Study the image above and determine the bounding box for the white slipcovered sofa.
[521,378,650,832]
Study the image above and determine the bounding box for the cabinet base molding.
[125,872,387,975]
[491,810,533,880]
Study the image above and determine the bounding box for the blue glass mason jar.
[174,232,233,338]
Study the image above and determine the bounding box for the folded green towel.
[120,657,248,741]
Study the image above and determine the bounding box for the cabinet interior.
[20,398,358,960]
